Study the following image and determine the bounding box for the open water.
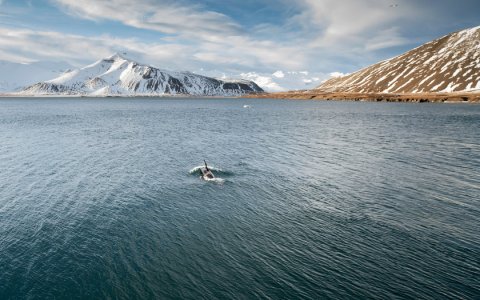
[0,98,479,299]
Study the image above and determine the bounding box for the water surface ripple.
[0,98,479,299]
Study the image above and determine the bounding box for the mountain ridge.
[19,53,264,96]
[316,26,480,94]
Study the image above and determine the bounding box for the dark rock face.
[222,83,239,90]
[167,77,188,94]
[237,83,255,91]
[142,68,154,79]
[221,81,261,92]
[145,79,160,91]
[23,82,68,94]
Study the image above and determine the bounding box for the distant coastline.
[2,92,480,103]
[0,93,250,99]
[246,91,480,103]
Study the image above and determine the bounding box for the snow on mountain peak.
[20,55,264,96]
[105,52,128,61]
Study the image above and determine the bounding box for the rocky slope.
[317,26,480,93]
[20,54,263,96]
[247,90,480,103]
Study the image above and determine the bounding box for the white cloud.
[42,0,306,72]
[47,0,419,74]
[272,71,285,78]
[296,0,419,40]
[0,27,196,69]
[287,0,420,67]
[0,26,305,73]
[364,27,410,51]
[52,0,240,39]
[240,72,284,92]
[330,72,347,78]
[0,0,468,90]
[240,71,327,92]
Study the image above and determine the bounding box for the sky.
[0,0,479,90]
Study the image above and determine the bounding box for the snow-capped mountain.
[317,26,480,93]
[195,70,326,92]
[20,54,263,96]
[0,60,72,92]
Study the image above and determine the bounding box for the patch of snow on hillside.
[452,68,462,77]
[431,82,444,91]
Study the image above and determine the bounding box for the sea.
[0,97,479,299]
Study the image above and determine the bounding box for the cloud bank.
[0,0,478,90]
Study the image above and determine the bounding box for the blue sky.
[0,0,479,89]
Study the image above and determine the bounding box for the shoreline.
[0,94,243,99]
[1,91,479,103]
[245,91,480,103]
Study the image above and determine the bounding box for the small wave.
[189,165,222,174]
[189,166,228,184]
[203,177,225,184]
[243,105,252,109]
[189,165,234,176]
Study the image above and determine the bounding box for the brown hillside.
[317,26,480,93]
